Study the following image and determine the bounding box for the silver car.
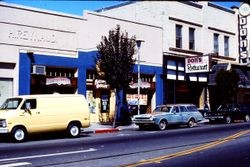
[132,104,204,130]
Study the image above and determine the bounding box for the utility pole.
[136,39,144,115]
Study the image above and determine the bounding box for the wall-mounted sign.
[126,94,148,105]
[46,77,71,86]
[0,23,76,51]
[239,3,249,65]
[129,81,151,89]
[185,55,210,73]
[94,79,110,89]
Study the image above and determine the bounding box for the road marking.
[0,162,31,167]
[117,134,131,137]
[0,148,97,163]
[124,130,250,167]
[145,131,157,134]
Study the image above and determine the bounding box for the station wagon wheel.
[245,114,250,122]
[138,125,146,130]
[68,123,81,138]
[158,120,167,130]
[11,127,27,142]
[187,119,195,128]
[225,116,232,124]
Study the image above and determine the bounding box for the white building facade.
[0,2,163,122]
[98,1,250,109]
[1,1,249,119]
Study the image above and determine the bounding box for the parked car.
[132,104,204,130]
[0,94,90,142]
[205,103,250,124]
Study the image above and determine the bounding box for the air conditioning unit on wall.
[32,65,46,75]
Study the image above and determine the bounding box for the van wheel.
[11,127,27,142]
[67,123,81,138]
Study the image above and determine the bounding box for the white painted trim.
[19,50,77,58]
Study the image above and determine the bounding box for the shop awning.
[208,63,250,88]
[235,68,250,88]
[208,63,229,85]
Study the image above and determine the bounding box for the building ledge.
[169,47,203,56]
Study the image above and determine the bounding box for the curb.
[83,120,209,134]
[82,128,120,134]
[94,128,120,134]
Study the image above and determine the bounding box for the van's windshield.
[0,98,23,110]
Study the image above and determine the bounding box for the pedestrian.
[204,101,209,116]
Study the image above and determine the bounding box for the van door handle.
[36,112,40,114]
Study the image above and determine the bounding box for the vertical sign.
[239,3,250,65]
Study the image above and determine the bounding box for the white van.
[0,94,90,142]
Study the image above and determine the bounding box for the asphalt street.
[0,122,250,167]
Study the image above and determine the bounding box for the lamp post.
[136,39,144,115]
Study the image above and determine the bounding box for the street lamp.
[136,39,144,115]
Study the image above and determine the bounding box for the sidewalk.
[83,123,138,134]
[83,119,209,134]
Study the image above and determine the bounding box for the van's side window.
[21,99,37,109]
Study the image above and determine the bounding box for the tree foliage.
[96,25,137,126]
[96,25,136,91]
[215,69,239,103]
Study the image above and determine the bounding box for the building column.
[19,52,31,95]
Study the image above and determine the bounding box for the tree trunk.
[112,89,120,128]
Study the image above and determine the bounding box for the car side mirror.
[24,103,32,114]
[25,103,31,110]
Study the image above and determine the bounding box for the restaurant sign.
[239,3,250,65]
[185,55,210,73]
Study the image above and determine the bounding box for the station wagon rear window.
[186,106,198,112]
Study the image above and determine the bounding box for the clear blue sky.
[2,1,242,16]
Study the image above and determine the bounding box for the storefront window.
[101,94,109,113]
[178,71,185,80]
[167,60,177,70]
[0,78,13,106]
[31,66,77,94]
[86,90,96,113]
[167,70,177,80]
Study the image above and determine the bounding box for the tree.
[215,69,239,105]
[96,25,136,127]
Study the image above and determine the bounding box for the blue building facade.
[19,50,163,121]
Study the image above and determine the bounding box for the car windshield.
[0,98,23,110]
[153,106,172,113]
[217,104,237,112]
